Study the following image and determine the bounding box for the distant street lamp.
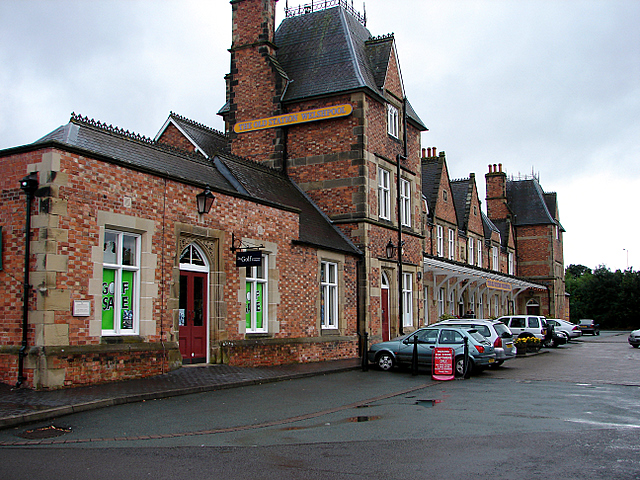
[623,248,629,270]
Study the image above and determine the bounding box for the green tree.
[565,264,640,330]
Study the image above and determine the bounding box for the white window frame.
[436,225,444,257]
[438,288,445,317]
[448,229,455,260]
[246,255,268,333]
[477,239,483,268]
[387,104,399,138]
[477,294,484,318]
[492,246,499,271]
[402,272,413,327]
[400,178,411,227]
[321,261,339,329]
[508,252,514,275]
[102,230,141,335]
[468,237,474,266]
[378,167,390,220]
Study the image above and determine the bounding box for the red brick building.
[420,151,548,324]
[0,0,566,388]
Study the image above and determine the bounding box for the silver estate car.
[368,326,496,376]
[434,319,515,367]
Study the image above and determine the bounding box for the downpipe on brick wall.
[16,172,39,388]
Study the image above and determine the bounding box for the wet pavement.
[0,359,360,429]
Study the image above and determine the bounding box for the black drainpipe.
[396,98,409,336]
[16,172,39,388]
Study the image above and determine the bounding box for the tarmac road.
[0,331,638,479]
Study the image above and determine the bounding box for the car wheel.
[376,352,394,371]
[632,344,639,349]
[454,356,474,377]
[595,330,600,336]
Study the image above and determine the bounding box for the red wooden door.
[381,287,390,342]
[179,271,207,364]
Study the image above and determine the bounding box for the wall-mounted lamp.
[385,240,395,259]
[417,271,422,281]
[196,185,215,215]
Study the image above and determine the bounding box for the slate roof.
[421,156,446,221]
[507,178,564,231]
[450,178,472,232]
[28,114,360,256]
[161,112,229,158]
[491,219,512,249]
[482,211,501,241]
[274,6,427,130]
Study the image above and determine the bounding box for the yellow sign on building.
[234,104,353,134]
[486,279,512,291]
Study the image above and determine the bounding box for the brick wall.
[0,145,360,388]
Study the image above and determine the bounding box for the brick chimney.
[485,163,509,220]
[228,0,283,165]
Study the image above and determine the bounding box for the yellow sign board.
[486,279,511,291]
[234,104,353,134]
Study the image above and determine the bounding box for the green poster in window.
[255,283,263,329]
[246,283,264,330]
[246,283,251,329]
[102,269,116,330]
[121,270,134,330]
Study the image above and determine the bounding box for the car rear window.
[469,331,487,343]
[494,323,511,337]
[472,325,491,337]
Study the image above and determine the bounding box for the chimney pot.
[422,148,426,157]
[498,163,503,173]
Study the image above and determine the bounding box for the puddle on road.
[346,415,381,423]
[280,415,382,431]
[17,425,72,439]
[415,399,443,407]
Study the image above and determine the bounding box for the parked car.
[498,315,546,340]
[433,319,515,367]
[545,319,582,341]
[368,326,496,376]
[578,319,600,335]
[628,329,640,348]
[541,320,567,348]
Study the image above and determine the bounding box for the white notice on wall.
[73,300,91,317]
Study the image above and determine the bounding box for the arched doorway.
[526,298,540,315]
[179,244,209,364]
[381,272,390,341]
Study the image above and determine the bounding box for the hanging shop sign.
[234,104,353,134]
[486,279,511,291]
[236,250,263,268]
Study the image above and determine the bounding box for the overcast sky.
[1,0,638,271]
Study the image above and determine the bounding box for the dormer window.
[387,104,399,138]
[443,190,448,202]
